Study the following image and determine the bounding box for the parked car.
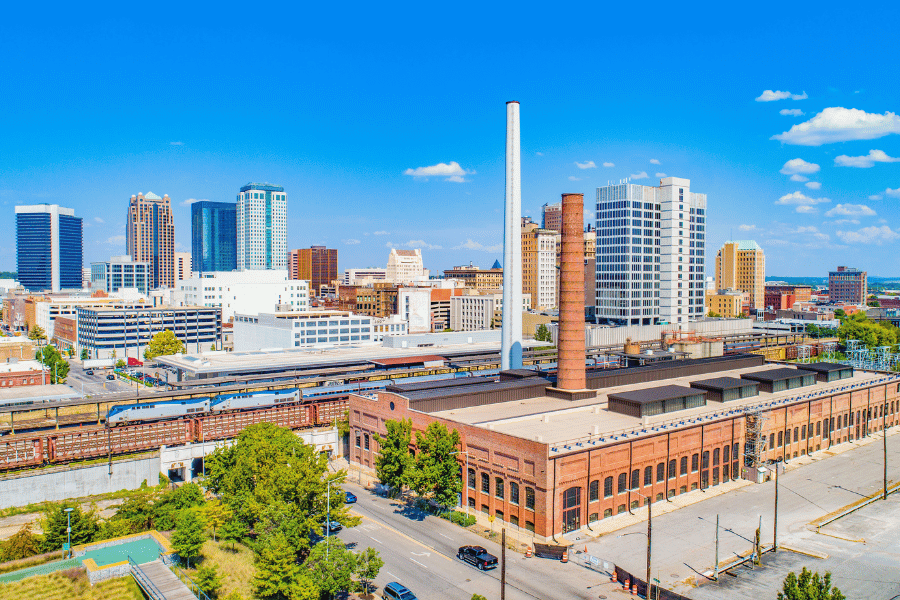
[322,520,342,534]
[85,370,95,375]
[382,581,418,600]
[456,545,498,570]
[106,374,115,380]
[344,491,357,504]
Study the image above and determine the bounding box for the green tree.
[837,312,899,350]
[471,595,488,600]
[35,346,69,383]
[413,422,462,509]
[707,311,722,318]
[777,567,845,600]
[1,523,41,561]
[28,325,47,342]
[144,329,186,360]
[534,324,552,342]
[220,517,247,552]
[355,546,384,595]
[305,540,358,598]
[203,499,231,542]
[171,509,206,567]
[41,505,98,552]
[152,482,206,531]
[252,532,302,600]
[196,563,225,599]
[80,348,89,360]
[373,418,415,494]
[205,423,356,556]
[97,517,135,540]
[115,359,126,368]
[114,494,156,532]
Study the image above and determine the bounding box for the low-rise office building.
[233,311,376,351]
[91,255,151,295]
[178,270,308,322]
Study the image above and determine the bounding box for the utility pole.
[501,528,506,600]
[884,406,888,501]
[647,497,652,599]
[714,514,719,582]
[773,462,779,552]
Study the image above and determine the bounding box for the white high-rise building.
[236,183,287,270]
[178,270,308,322]
[385,249,428,284]
[595,177,707,326]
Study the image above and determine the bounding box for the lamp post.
[450,450,470,516]
[623,489,652,597]
[325,480,340,559]
[64,507,74,557]
[763,460,781,552]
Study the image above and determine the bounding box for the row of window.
[467,469,536,510]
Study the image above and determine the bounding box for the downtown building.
[595,177,707,326]
[714,240,765,311]
[191,201,237,273]
[177,270,309,322]
[90,255,151,295]
[127,192,175,289]
[15,204,83,292]
[828,266,867,304]
[522,221,559,310]
[237,183,287,270]
[289,246,338,296]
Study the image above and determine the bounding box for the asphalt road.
[336,484,621,600]
[65,361,142,397]
[584,431,900,597]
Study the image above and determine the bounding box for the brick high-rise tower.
[127,192,175,289]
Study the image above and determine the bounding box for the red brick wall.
[0,371,43,387]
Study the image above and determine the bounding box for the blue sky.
[2,2,899,277]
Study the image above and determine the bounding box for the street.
[65,361,144,397]
[337,484,620,600]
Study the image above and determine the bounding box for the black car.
[457,545,498,570]
[85,370,95,375]
[344,491,357,504]
[106,374,115,380]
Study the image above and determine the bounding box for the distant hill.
[766,276,900,290]
[0,272,16,280]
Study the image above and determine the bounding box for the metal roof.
[740,367,816,383]
[369,355,445,367]
[689,377,758,392]
[793,362,853,373]
[401,376,552,403]
[386,375,497,394]
[607,385,704,405]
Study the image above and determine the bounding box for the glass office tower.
[191,201,237,273]
[15,204,83,292]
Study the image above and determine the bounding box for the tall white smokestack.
[502,101,523,371]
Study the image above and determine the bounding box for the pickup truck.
[456,545,498,570]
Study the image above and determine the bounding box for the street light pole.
[64,507,73,558]
[773,461,779,552]
[450,450,470,516]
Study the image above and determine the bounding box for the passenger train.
[106,388,303,425]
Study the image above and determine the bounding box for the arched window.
[618,473,627,494]
[656,462,665,483]
[604,476,613,498]
[481,472,489,493]
[364,433,370,450]
[769,433,775,449]
[701,451,709,470]
[712,448,720,466]
[562,486,582,533]
[777,431,783,447]
[510,482,519,505]
[680,456,688,476]
[589,480,599,502]
[644,466,652,486]
[691,453,699,473]
[604,508,613,518]
[668,459,676,479]
[630,469,640,490]
[495,477,504,500]
[723,445,730,463]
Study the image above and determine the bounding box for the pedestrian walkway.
[132,559,198,600]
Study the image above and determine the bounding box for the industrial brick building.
[828,266,867,304]
[349,355,898,540]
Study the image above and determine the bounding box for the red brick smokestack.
[557,193,586,391]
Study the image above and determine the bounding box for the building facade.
[385,249,427,284]
[127,192,175,289]
[443,264,503,293]
[91,256,151,295]
[15,204,83,292]
[705,289,744,317]
[829,266,867,304]
[541,202,562,232]
[289,246,338,295]
[449,293,531,331]
[76,306,222,359]
[764,283,813,311]
[343,269,387,286]
[595,177,707,326]
[237,183,287,270]
[191,201,237,273]
[175,252,192,282]
[233,311,376,351]
[522,222,559,310]
[177,270,308,322]
[715,241,765,310]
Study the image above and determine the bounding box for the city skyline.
[1,5,899,276]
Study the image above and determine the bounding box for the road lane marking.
[351,511,452,562]
[387,571,399,579]
[439,533,453,540]
[409,558,428,569]
[369,536,383,544]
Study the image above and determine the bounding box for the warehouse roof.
[689,377,757,392]
[740,368,816,383]
[794,362,853,374]
[608,385,702,404]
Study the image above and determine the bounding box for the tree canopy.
[413,421,462,508]
[836,312,899,350]
[534,324,553,342]
[35,346,69,383]
[41,505,98,552]
[28,325,47,341]
[144,329,186,360]
[171,509,206,567]
[373,418,415,494]
[777,567,845,600]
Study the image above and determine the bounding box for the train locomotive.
[106,387,302,425]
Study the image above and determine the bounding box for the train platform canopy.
[369,355,446,369]
[420,361,889,455]
[0,384,83,406]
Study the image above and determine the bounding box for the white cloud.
[181,198,206,206]
[568,176,582,181]
[404,239,442,250]
[602,162,615,168]
[824,203,876,217]
[403,161,474,182]
[833,219,860,225]
[655,172,666,178]
[385,242,394,248]
[885,188,900,198]
[373,230,389,235]
[805,181,822,190]
[94,217,104,223]
[105,235,126,245]
[575,161,597,169]
[738,224,756,231]
[650,159,661,165]
[771,107,900,146]
[535,152,544,156]
[170,141,184,146]
[775,191,831,206]
[836,225,900,245]
[780,109,805,116]
[780,158,820,175]
[834,149,900,168]
[453,239,502,253]
[869,194,883,200]
[756,90,808,102]
[343,238,360,245]
[795,205,818,214]
[790,174,809,182]
[629,171,649,180]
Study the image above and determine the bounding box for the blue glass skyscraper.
[15,204,83,292]
[191,201,237,273]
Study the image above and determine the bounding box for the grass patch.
[0,569,144,600]
[187,538,255,600]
